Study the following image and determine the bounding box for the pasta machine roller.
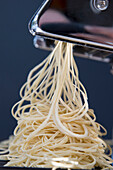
[29,0,113,74]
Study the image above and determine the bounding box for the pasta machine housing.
[29,0,113,73]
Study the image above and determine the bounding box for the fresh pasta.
[0,41,113,169]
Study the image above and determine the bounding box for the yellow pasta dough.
[0,41,113,169]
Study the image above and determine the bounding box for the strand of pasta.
[0,41,113,169]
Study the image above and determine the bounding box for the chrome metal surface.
[29,0,113,50]
[29,0,113,73]
[33,36,112,63]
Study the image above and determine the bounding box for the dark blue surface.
[0,160,47,169]
[0,0,113,141]
[0,161,100,170]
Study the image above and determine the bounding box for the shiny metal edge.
[28,0,113,52]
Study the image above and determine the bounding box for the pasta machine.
[29,0,113,74]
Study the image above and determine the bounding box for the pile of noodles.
[0,41,113,169]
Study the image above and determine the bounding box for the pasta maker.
[29,0,113,73]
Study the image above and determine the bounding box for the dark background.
[0,0,113,141]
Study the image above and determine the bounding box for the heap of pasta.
[0,41,113,169]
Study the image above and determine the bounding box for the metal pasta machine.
[29,0,113,74]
